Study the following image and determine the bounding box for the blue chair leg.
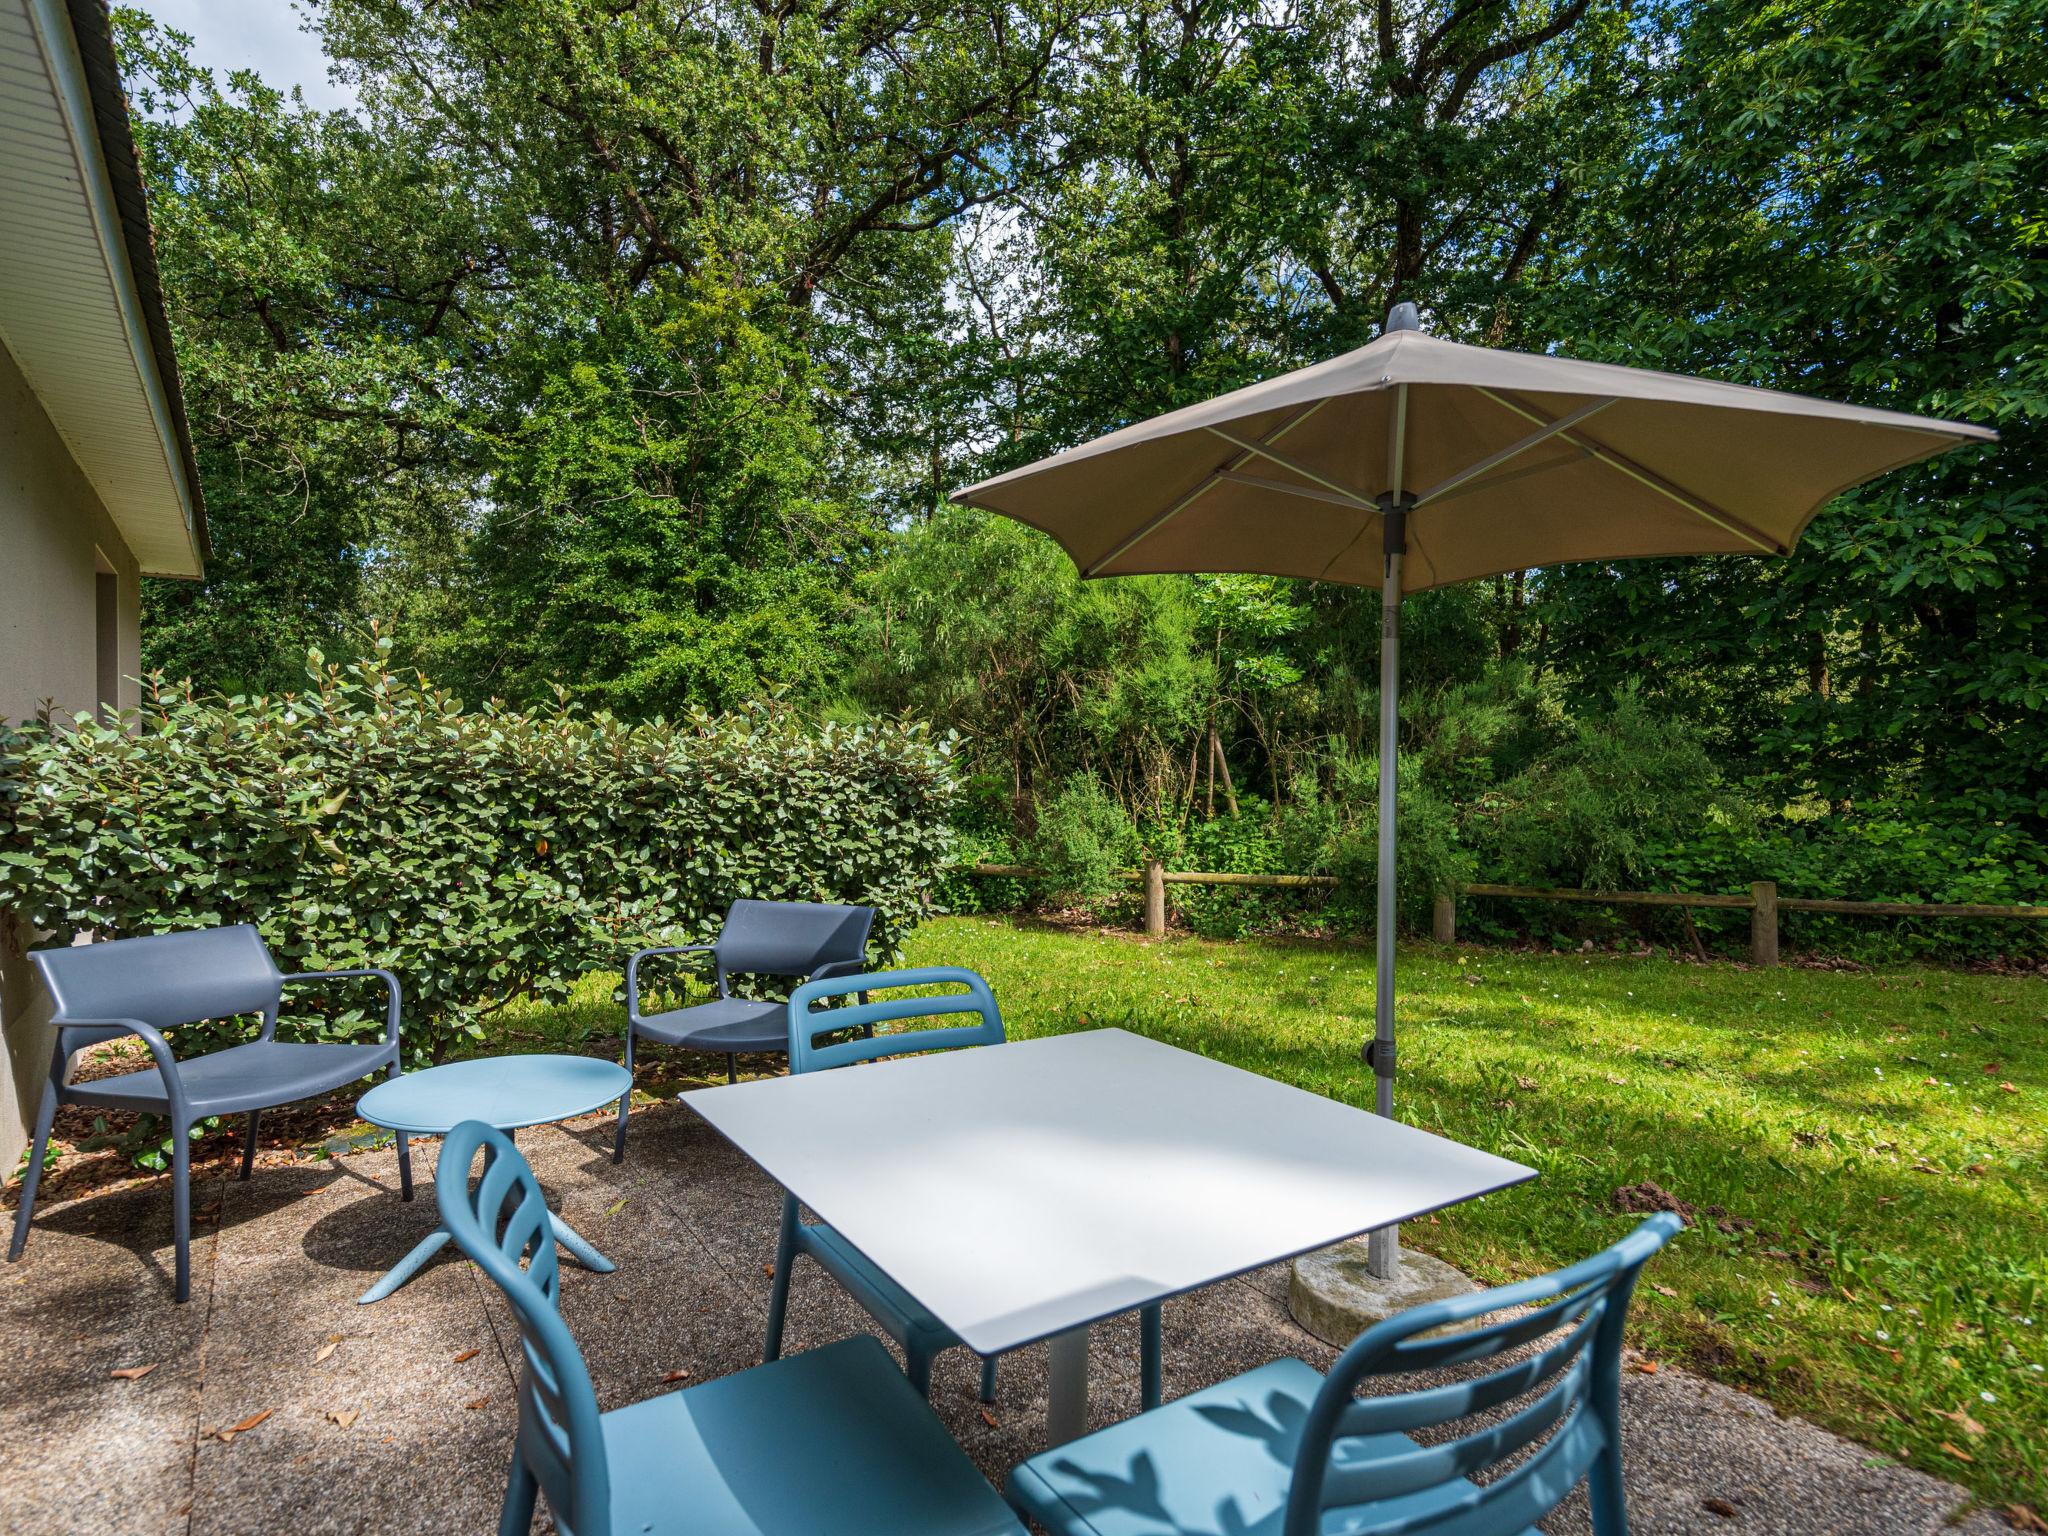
[979,1355,998,1403]
[762,1195,799,1363]
[906,1341,935,1399]
[1141,1302,1163,1409]
[170,1122,192,1303]
[498,1456,538,1536]
[239,1109,260,1180]
[6,1075,58,1263]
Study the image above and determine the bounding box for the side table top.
[357,1054,631,1136]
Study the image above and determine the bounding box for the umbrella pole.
[1367,500,1407,1280]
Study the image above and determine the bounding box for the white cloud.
[134,0,356,112]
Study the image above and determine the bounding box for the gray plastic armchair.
[6,924,408,1301]
[614,898,874,1162]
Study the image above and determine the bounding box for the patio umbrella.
[950,304,1994,1278]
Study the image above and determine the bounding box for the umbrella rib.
[1411,397,1617,507]
[1477,388,1787,555]
[1213,470,1379,511]
[1203,424,1379,509]
[1083,401,1332,576]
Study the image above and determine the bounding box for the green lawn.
[515,916,2047,1512]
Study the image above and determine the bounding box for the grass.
[511,916,2047,1514]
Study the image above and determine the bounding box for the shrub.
[0,646,958,1060]
[1026,776,1143,900]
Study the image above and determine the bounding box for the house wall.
[0,335,143,1172]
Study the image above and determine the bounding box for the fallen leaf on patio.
[1651,1284,1678,1298]
[109,1365,157,1381]
[1701,1497,1738,1518]
[763,1264,775,1278]
[1631,1361,1659,1374]
[605,1198,627,1216]
[660,1370,690,1383]
[1937,1441,1974,1463]
[215,1408,274,1443]
[329,1408,359,1430]
[467,1397,491,1411]
[314,1335,342,1364]
[1934,1406,1986,1437]
[979,1408,999,1428]
[452,1348,481,1364]
[2003,1504,2046,1533]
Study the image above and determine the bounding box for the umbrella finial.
[1384,302,1421,334]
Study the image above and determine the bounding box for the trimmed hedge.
[0,646,957,1059]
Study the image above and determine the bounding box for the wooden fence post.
[1432,892,1456,945]
[1144,859,1167,938]
[1750,880,1778,967]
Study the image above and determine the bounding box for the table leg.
[358,1207,614,1305]
[1046,1324,1091,1447]
[548,1211,615,1274]
[358,1228,452,1305]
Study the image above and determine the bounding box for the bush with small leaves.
[0,645,957,1061]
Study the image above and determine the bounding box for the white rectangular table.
[683,1027,1535,1443]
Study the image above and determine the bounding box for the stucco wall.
[1,336,144,1172]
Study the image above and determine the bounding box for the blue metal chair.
[437,1119,1026,1536]
[1006,1213,1683,1536]
[7,924,408,1302]
[614,898,875,1161]
[764,966,1164,1411]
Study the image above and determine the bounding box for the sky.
[133,0,356,112]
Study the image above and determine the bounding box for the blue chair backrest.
[785,966,1005,1074]
[716,899,874,982]
[437,1121,610,1536]
[1281,1213,1683,1536]
[31,925,283,1036]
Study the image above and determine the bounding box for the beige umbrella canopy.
[953,310,1994,591]
[951,305,1992,1279]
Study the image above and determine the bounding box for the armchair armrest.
[51,1015,192,1121]
[625,945,717,1023]
[281,967,403,1046]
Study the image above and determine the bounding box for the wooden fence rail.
[954,862,2048,966]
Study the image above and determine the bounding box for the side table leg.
[358,1228,453,1305]
[1046,1324,1091,1447]
[549,1211,616,1274]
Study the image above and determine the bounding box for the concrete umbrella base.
[1288,1239,1481,1345]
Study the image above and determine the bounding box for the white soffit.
[0,0,202,577]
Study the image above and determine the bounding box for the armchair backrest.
[1281,1213,1681,1536]
[785,966,1004,1074]
[714,899,873,985]
[30,925,283,1038]
[437,1121,610,1536]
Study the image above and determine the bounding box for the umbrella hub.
[1384,301,1422,333]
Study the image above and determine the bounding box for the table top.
[357,1054,632,1136]
[683,1027,1535,1356]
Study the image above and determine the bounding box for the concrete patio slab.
[0,1096,2012,1535]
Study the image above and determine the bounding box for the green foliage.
[1477,690,1729,891]
[1025,777,1144,900]
[112,1,2046,954]
[0,646,957,1059]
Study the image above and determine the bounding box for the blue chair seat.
[64,1039,395,1118]
[797,1220,963,1358]
[600,1334,1019,1536]
[1008,1358,1539,1536]
[634,996,788,1053]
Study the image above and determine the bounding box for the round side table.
[354,1054,632,1305]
